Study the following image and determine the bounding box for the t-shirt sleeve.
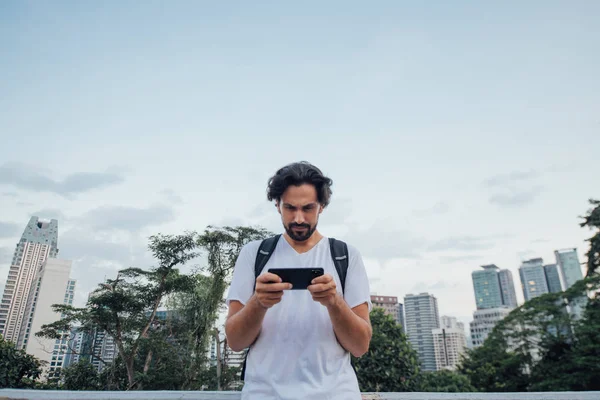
[226,241,260,306]
[343,244,372,311]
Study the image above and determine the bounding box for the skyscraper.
[0,217,58,343]
[555,249,583,289]
[19,258,75,377]
[498,269,518,308]
[398,303,406,334]
[404,293,440,371]
[433,316,468,371]
[543,264,563,293]
[472,265,517,310]
[519,258,549,301]
[555,249,586,319]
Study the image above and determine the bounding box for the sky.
[1,1,599,330]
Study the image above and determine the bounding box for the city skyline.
[1,1,598,328]
[0,215,589,335]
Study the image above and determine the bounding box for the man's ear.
[276,201,281,214]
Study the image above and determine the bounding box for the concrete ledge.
[0,390,599,400]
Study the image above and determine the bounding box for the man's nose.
[293,211,305,224]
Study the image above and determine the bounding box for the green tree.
[580,198,600,277]
[36,232,199,390]
[36,225,271,391]
[353,308,421,392]
[173,225,271,390]
[571,294,600,390]
[0,334,42,388]
[420,370,476,392]
[459,331,529,392]
[61,361,101,390]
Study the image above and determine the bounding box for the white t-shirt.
[226,235,372,400]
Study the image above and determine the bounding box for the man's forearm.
[326,295,372,357]
[225,295,268,351]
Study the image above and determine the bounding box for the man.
[225,161,372,400]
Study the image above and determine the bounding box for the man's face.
[277,184,323,242]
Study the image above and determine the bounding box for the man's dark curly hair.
[267,161,333,207]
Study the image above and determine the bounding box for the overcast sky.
[1,1,599,328]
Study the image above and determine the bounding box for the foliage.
[61,361,101,390]
[197,365,241,391]
[420,369,476,392]
[353,308,421,392]
[460,274,600,392]
[580,198,600,276]
[35,225,271,391]
[459,333,530,392]
[0,334,42,388]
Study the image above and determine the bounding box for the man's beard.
[285,222,317,242]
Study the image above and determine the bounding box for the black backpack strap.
[329,238,349,295]
[252,234,281,288]
[242,234,281,381]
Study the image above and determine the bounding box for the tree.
[174,225,271,390]
[61,361,101,390]
[580,198,600,277]
[0,334,42,388]
[36,225,271,391]
[37,232,199,390]
[353,308,421,392]
[459,332,529,392]
[420,370,476,392]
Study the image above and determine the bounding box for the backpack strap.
[252,234,281,287]
[329,238,349,295]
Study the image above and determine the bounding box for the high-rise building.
[472,265,503,309]
[18,258,75,376]
[519,258,549,301]
[469,307,512,348]
[404,293,440,371]
[498,269,518,308]
[433,316,468,371]
[555,249,586,319]
[0,217,58,342]
[555,249,583,289]
[63,329,85,367]
[472,265,517,310]
[398,303,406,334]
[543,264,563,293]
[370,294,400,323]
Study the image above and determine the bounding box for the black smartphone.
[267,268,324,290]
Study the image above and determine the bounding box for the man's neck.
[283,230,324,254]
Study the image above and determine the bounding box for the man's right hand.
[254,272,293,309]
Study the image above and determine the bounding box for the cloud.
[413,201,450,217]
[489,188,542,207]
[345,221,425,261]
[0,247,12,263]
[483,170,540,187]
[160,189,184,205]
[428,235,500,252]
[0,162,124,197]
[32,208,67,221]
[410,280,461,293]
[531,238,549,244]
[1,192,18,198]
[0,222,20,238]
[78,204,175,233]
[439,254,484,264]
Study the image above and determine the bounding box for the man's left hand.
[308,274,340,308]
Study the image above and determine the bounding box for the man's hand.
[254,272,293,309]
[308,274,339,307]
